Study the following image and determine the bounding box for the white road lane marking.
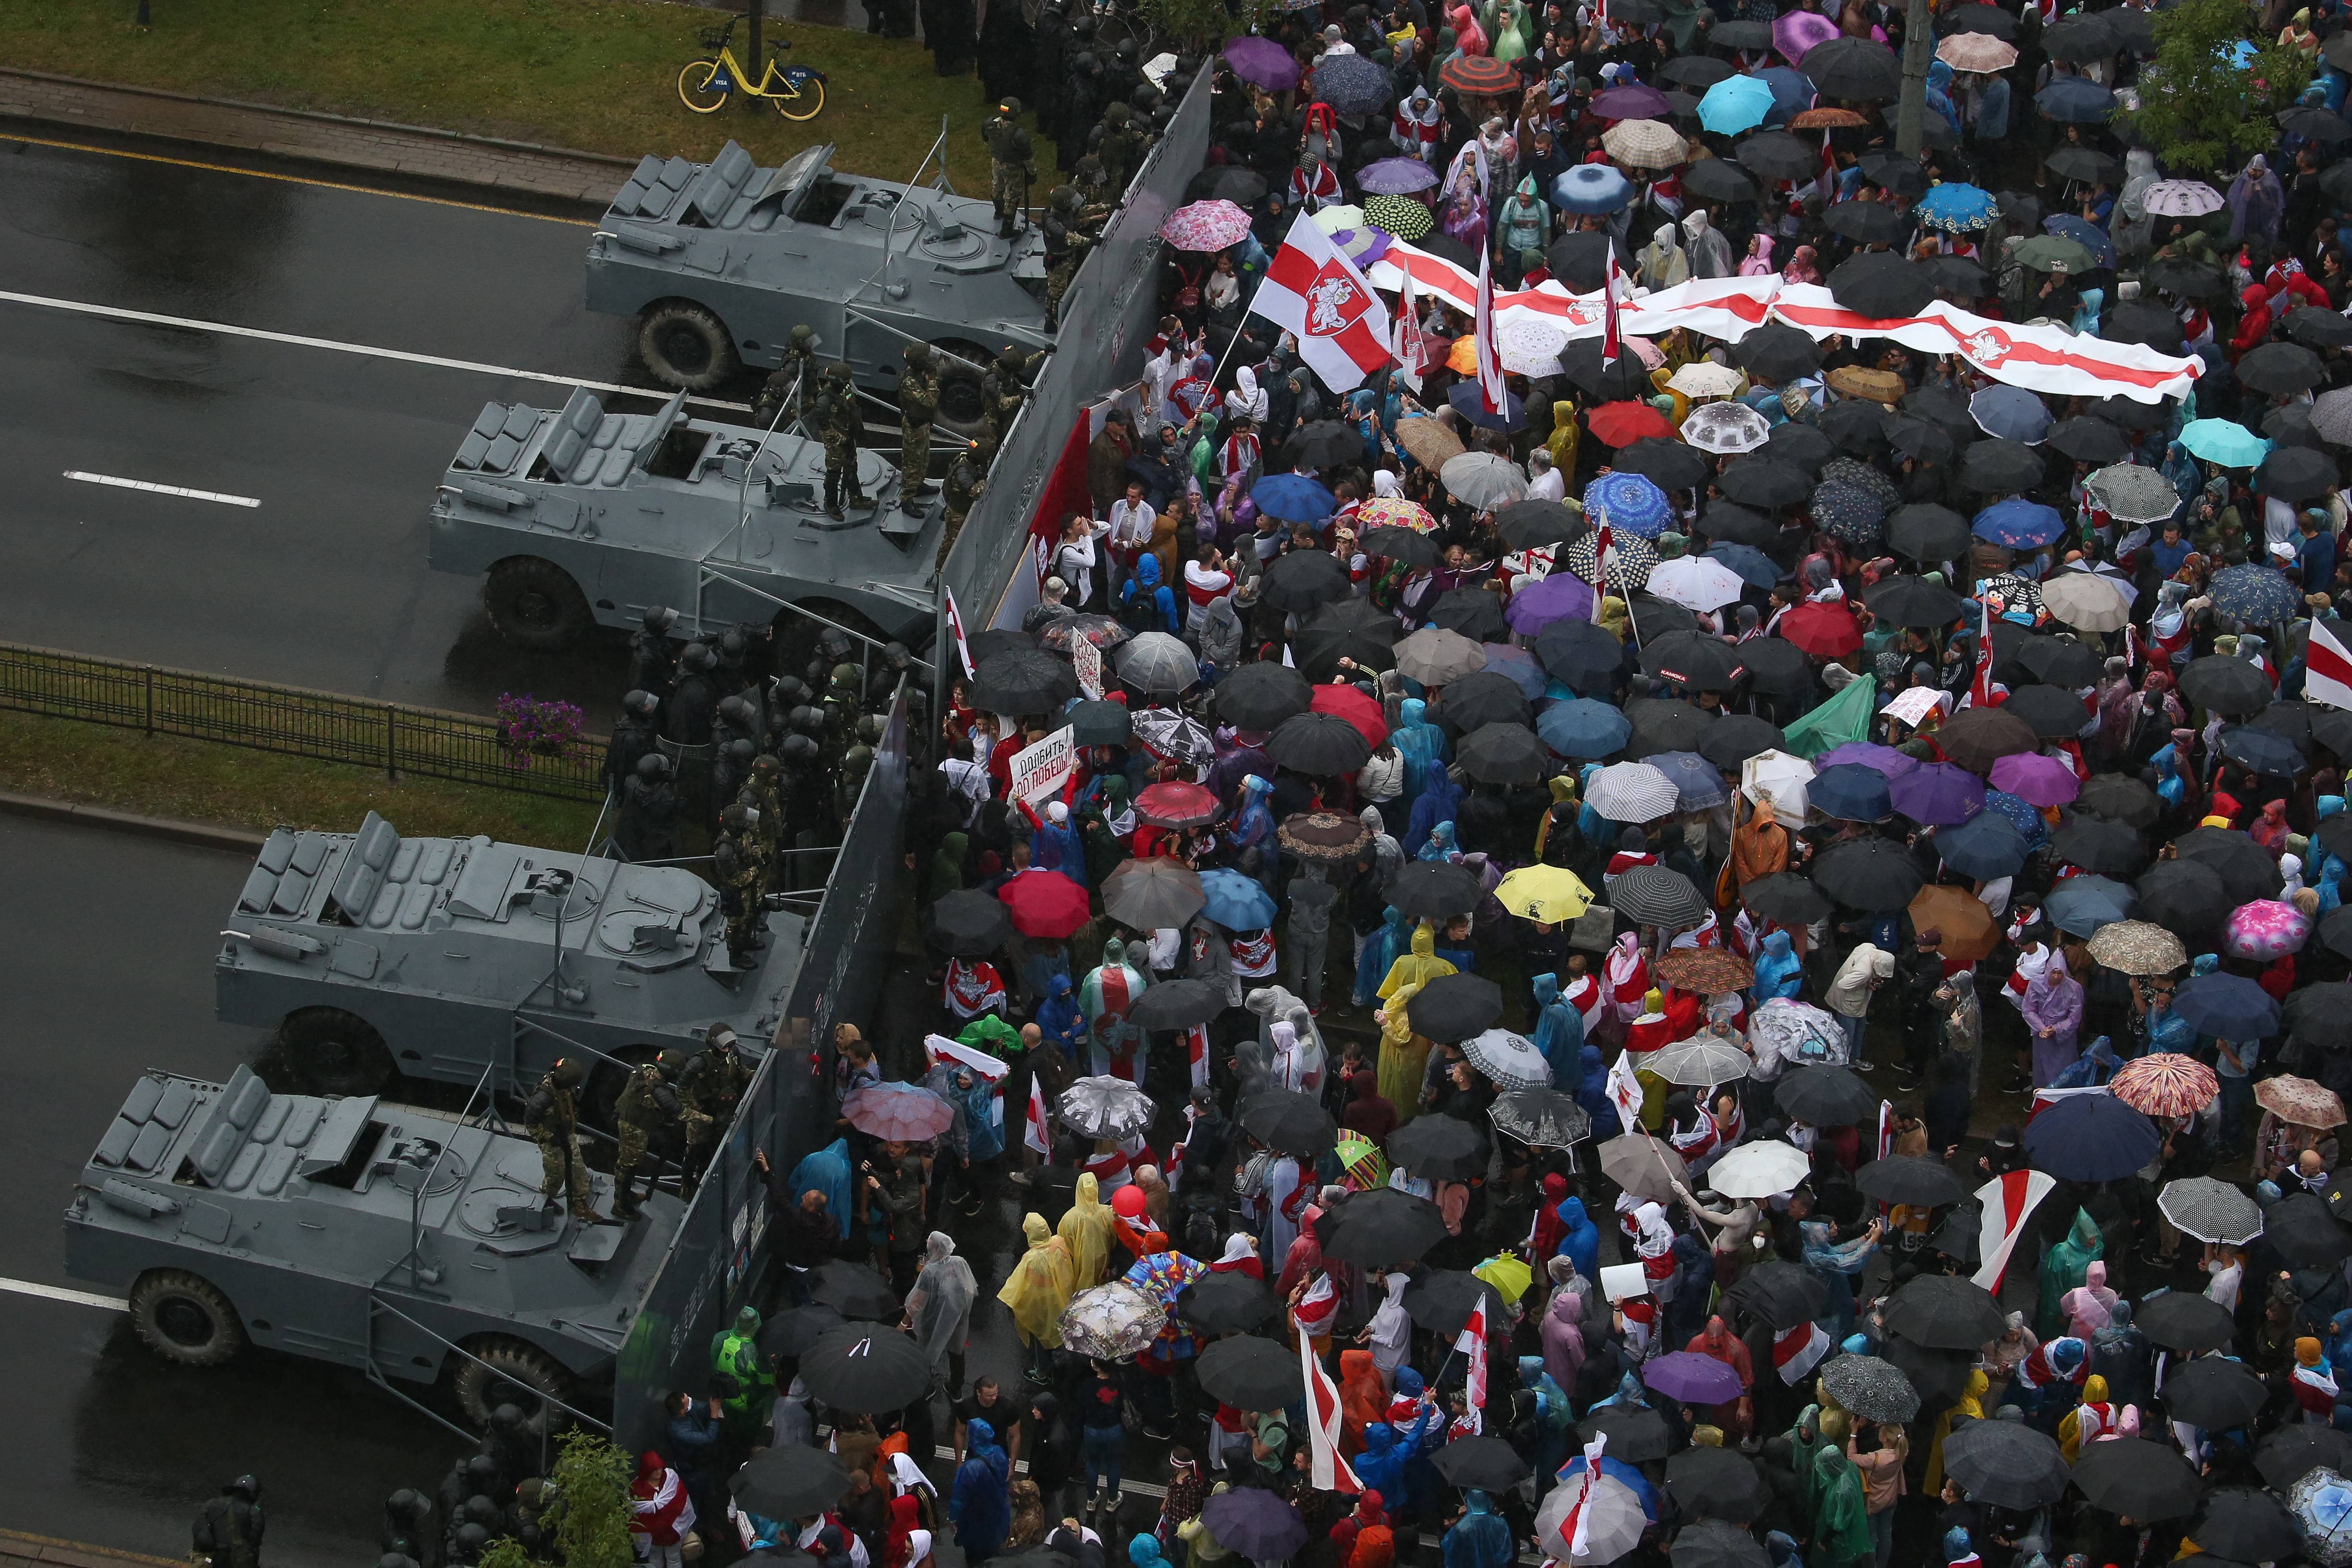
[0,1275,128,1311]
[0,289,752,411]
[65,471,262,507]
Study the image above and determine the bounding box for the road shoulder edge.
[0,790,267,853]
[0,1528,185,1568]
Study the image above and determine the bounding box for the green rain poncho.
[2037,1208,2105,1339]
[932,830,969,894]
[1789,1405,1830,1517]
[1810,1445,1872,1567]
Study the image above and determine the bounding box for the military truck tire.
[452,1337,572,1430]
[931,339,993,443]
[639,302,740,392]
[279,1007,396,1097]
[484,558,593,650]
[130,1270,245,1368]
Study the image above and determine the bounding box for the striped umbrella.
[1336,1135,1389,1191]
[2110,1053,2220,1118]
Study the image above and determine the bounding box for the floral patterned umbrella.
[1980,788,2051,846]
[1059,1280,1169,1358]
[1811,479,1887,544]
[2225,898,2313,960]
[1357,495,1436,532]
[1160,200,1254,251]
[2109,1053,2220,1118]
[1497,316,1571,376]
[2257,1076,2348,1129]
[1583,471,1674,537]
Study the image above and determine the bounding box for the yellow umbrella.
[1495,864,1595,923]
[1474,1251,1534,1306]
[1447,334,1479,373]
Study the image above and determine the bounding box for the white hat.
[1048,802,1069,824]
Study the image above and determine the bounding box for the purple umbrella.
[1223,35,1300,89]
[1644,1351,1747,1405]
[1593,83,1674,120]
[1506,572,1597,633]
[1889,762,1985,827]
[1814,741,1921,778]
[1987,751,2079,808]
[1358,156,1443,194]
[1199,1488,1308,1558]
[1482,643,1550,699]
[1774,11,1839,65]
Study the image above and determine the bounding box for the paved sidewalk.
[0,65,632,204]
[0,1530,182,1568]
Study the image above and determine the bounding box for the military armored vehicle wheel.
[931,339,994,444]
[453,1337,572,1430]
[278,1007,396,1097]
[484,558,593,650]
[130,1269,245,1367]
[639,301,741,392]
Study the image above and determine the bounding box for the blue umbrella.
[2208,563,2304,624]
[1810,763,1894,821]
[2037,76,2117,122]
[1537,697,1633,758]
[2045,874,2137,936]
[1584,471,1673,539]
[2218,724,2306,778]
[1916,182,1997,234]
[1553,164,1634,213]
[1647,751,1730,809]
[1935,808,2029,878]
[1705,541,1780,589]
[1312,53,1393,114]
[1449,379,1527,432]
[1756,66,1817,124]
[1890,761,1985,827]
[1198,1488,1308,1559]
[2043,214,2117,269]
[1698,74,1777,135]
[2173,971,2283,1040]
[1973,497,2067,547]
[1251,473,1336,521]
[1971,385,2053,445]
[2023,1092,2161,1181]
[1483,643,1550,699]
[1558,1454,1662,1520]
[1197,868,1278,930]
[2180,417,2268,468]
[1981,788,2051,847]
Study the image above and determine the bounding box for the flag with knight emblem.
[1250,212,1394,393]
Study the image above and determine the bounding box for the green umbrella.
[1364,194,1434,240]
[2012,235,2099,273]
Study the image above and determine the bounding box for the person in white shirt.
[1106,481,1157,585]
[1524,448,1565,502]
[1055,513,1111,609]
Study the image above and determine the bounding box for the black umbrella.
[1430,1435,1532,1491]
[2265,1191,2352,1265]
[1825,199,1909,244]
[2252,702,2320,753]
[1661,53,1736,87]
[1723,1260,1832,1330]
[1804,35,1901,97]
[1238,1089,1337,1156]
[2260,444,2339,502]
[807,1260,903,1320]
[2017,634,2105,687]
[1361,526,1440,567]
[1683,156,1762,204]
[973,648,1078,713]
[1496,499,1587,550]
[2136,1288,2235,1351]
[1458,722,1550,784]
[2076,773,2162,827]
[1857,151,1934,198]
[2043,416,2129,464]
[1882,503,1971,563]
[1616,438,1712,491]
[1389,1117,1492,1184]
[2291,981,2352,1047]
[1626,593,1705,640]
[1882,1333,1979,1405]
[2040,10,2116,59]
[2102,302,2187,353]
[2072,1436,2204,1520]
[1262,548,1353,613]
[1177,1270,1277,1333]
[1433,670,1534,734]
[730,1445,856,1519]
[2291,306,2352,349]
[1640,630,1746,691]
[1738,130,1823,183]
[2175,825,2287,903]
[1820,400,1890,455]
[1861,575,1968,629]
[1699,715,1787,771]
[1625,697,1719,757]
[1696,501,1782,547]
[2188,1489,2301,1561]
[1321,1187,1448,1265]
[1577,1404,1673,1460]
[1295,598,1400,679]
[1391,860,1485,920]
[1665,1446,1771,1523]
[1811,836,1925,911]
[759,1302,846,1358]
[1999,682,2093,740]
[2134,859,2230,940]
[1856,1156,1967,1209]
[1734,638,1816,701]
[1266,711,1373,776]
[1717,458,1812,509]
[2254,1425,2352,1488]
[1195,1335,1298,1408]
[1187,166,1268,204]
[2217,723,2305,778]
[2044,144,2121,185]
[1429,586,1511,643]
[1488,1090,1592,1149]
[1767,421,1839,472]
[2050,817,2142,876]
[1958,438,2045,493]
[2238,340,2327,396]
[1285,419,1362,470]
[1535,617,1627,691]
[1400,1267,1509,1334]
[1884,415,1956,464]
[1729,323,1823,385]
[1669,1520,1771,1568]
[1942,1417,2069,1510]
[1067,699,1132,747]
[2162,1358,2268,1431]
[1924,252,1990,296]
[1709,18,1773,45]
[798,1322,930,1412]
[1409,972,1506,1041]
[1126,975,1230,1030]
[1743,871,1833,925]
[1560,337,1655,400]
[1547,231,1632,293]
[929,888,1017,956]
[1774,1065,1877,1128]
[1829,251,1935,317]
[1214,662,1313,729]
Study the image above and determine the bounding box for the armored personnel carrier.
[216,812,801,1102]
[428,383,937,649]
[584,139,1053,426]
[66,1064,675,1426]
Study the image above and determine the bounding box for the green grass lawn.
[0,0,1007,184]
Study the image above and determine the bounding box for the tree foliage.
[2121,0,2313,174]
[1139,0,1275,54]
[550,1430,638,1568]
[476,1540,540,1568]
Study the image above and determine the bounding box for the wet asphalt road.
[0,133,657,723]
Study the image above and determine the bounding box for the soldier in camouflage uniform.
[1094,100,1141,195]
[713,803,766,966]
[837,717,880,820]
[746,754,786,892]
[524,1058,601,1222]
[936,435,991,569]
[680,1026,753,1181]
[1071,152,1112,212]
[981,100,1037,238]
[1042,185,1095,332]
[818,363,868,520]
[983,351,1027,445]
[753,324,825,430]
[613,1050,709,1221]
[897,343,939,515]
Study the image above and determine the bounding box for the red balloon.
[1112,1185,1148,1219]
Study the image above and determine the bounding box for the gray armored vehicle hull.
[428,383,937,648]
[65,1065,676,1425]
[216,812,801,1103]
[585,140,1053,424]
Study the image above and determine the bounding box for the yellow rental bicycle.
[678,18,827,121]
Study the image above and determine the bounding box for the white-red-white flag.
[1970,594,1996,708]
[1474,246,1510,415]
[1300,1328,1365,1493]
[1772,1320,1832,1385]
[1875,1100,1894,1162]
[1555,1434,1607,1559]
[1817,131,1837,200]
[1023,1075,1051,1155]
[1973,1168,2056,1293]
[943,585,977,679]
[1250,212,1393,394]
[1394,262,1433,393]
[2308,617,2352,712]
[1589,518,1618,624]
[1185,1023,1210,1091]
[1455,1297,1489,1413]
[1600,247,1624,368]
[1603,1036,1642,1134]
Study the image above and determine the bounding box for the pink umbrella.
[1775,11,1840,64]
[1161,200,1253,252]
[1987,752,2080,808]
[1505,571,1597,633]
[2224,899,2312,960]
[1223,35,1300,89]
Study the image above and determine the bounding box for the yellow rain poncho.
[1377,975,1434,1125]
[1924,1367,1986,1494]
[997,1213,1076,1348]
[1058,1172,1114,1289]
[1379,922,1456,999]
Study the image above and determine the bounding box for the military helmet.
[1075,152,1106,180]
[550,1058,586,1090]
[679,641,716,672]
[780,733,821,764]
[751,753,781,779]
[997,97,1021,115]
[720,803,751,831]
[642,604,678,634]
[453,1525,491,1562]
[830,662,861,690]
[461,1497,501,1530]
[825,361,852,383]
[788,324,817,348]
[904,341,935,368]
[998,345,1028,374]
[718,628,749,661]
[1050,185,1082,215]
[856,715,885,744]
[622,689,659,718]
[717,694,755,728]
[1115,38,1139,63]
[724,738,757,769]
[635,752,672,781]
[1105,100,1132,125]
[656,1047,690,1074]
[883,641,912,670]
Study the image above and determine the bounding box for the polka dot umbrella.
[1562,528,1658,593]
[1364,193,1434,240]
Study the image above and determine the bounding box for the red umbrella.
[997,869,1091,938]
[1438,55,1517,96]
[1313,683,1389,748]
[1587,401,1678,447]
[1779,602,1862,658]
[1136,781,1220,828]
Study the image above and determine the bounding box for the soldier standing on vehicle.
[681,1026,753,1179]
[194,1477,263,1568]
[663,643,721,831]
[897,344,940,514]
[1071,151,1113,212]
[937,437,990,570]
[619,753,681,863]
[819,364,869,520]
[714,804,766,967]
[626,607,679,700]
[604,690,662,796]
[526,1059,602,1224]
[982,100,1038,238]
[613,1051,708,1221]
[754,325,825,430]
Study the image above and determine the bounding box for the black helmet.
[635,753,672,781]
[883,641,912,670]
[490,1403,526,1434]
[720,804,752,831]
[856,715,885,745]
[708,1024,741,1054]
[461,1497,502,1530]
[724,738,757,769]
[230,1476,261,1502]
[550,1058,586,1090]
[998,96,1022,115]
[719,628,749,662]
[656,1047,690,1074]
[453,1524,491,1562]
[790,704,827,735]
[641,604,677,634]
[1105,100,1131,125]
[772,675,811,707]
[622,689,659,718]
[781,733,820,764]
[751,753,781,779]
[717,694,755,727]
[679,641,716,672]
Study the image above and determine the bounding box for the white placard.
[1008,724,1077,806]
[1074,636,1104,699]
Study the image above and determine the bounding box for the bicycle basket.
[697,23,733,47]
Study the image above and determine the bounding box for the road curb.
[0,1528,183,1568]
[0,790,266,854]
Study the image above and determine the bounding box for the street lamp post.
[748,0,764,82]
[1896,0,1932,156]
